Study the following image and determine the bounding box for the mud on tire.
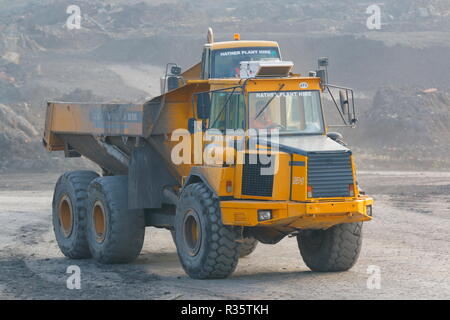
[239,237,258,258]
[297,222,363,272]
[52,170,99,259]
[86,176,145,264]
[175,183,242,279]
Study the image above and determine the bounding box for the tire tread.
[52,170,99,259]
[298,222,363,272]
[176,183,241,279]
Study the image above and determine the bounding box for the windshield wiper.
[254,83,285,119]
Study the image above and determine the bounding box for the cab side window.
[209,92,245,131]
[201,49,210,79]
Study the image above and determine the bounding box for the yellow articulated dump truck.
[43,29,373,279]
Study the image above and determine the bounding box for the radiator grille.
[307,152,354,198]
[241,154,274,197]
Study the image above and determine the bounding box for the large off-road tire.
[297,222,363,272]
[239,237,258,258]
[86,176,145,264]
[52,170,99,259]
[175,183,241,279]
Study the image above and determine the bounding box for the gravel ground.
[0,171,449,300]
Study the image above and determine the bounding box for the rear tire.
[86,176,145,264]
[52,170,99,259]
[175,183,241,279]
[239,237,258,258]
[297,222,363,272]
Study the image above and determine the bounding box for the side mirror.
[326,85,357,127]
[316,69,327,85]
[339,90,349,116]
[171,66,182,75]
[316,57,329,85]
[197,92,211,119]
[318,57,329,68]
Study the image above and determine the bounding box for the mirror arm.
[326,86,348,125]
[350,89,357,124]
[324,84,358,127]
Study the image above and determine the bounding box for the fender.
[183,167,217,197]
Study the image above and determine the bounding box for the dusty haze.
[1,0,450,172]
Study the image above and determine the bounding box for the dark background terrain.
[1,0,450,171]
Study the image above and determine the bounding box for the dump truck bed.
[44,102,144,150]
[44,102,144,174]
[43,79,209,178]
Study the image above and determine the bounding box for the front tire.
[52,171,99,259]
[175,183,241,279]
[297,222,363,272]
[86,176,145,264]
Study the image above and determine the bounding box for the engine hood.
[260,134,350,156]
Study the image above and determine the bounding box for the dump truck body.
[44,76,373,231]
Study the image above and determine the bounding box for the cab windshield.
[211,47,280,78]
[249,91,324,134]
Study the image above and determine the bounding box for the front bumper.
[220,196,373,229]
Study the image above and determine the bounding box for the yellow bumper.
[220,197,373,229]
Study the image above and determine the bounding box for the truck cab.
[201,40,281,79]
[206,77,323,134]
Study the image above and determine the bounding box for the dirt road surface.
[0,171,449,300]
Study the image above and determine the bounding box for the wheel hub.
[58,195,73,238]
[93,201,107,243]
[183,209,202,256]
